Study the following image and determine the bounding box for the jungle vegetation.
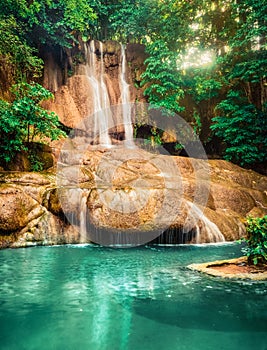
[0,0,266,168]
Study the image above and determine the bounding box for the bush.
[242,216,267,265]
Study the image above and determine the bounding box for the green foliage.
[192,110,202,135]
[242,216,267,266]
[28,151,44,172]
[0,99,25,163]
[184,69,223,103]
[208,0,267,167]
[109,0,151,42]
[0,16,43,82]
[10,82,65,142]
[211,90,267,166]
[0,82,65,164]
[229,50,267,83]
[141,40,185,114]
[0,0,99,94]
[148,127,162,148]
[1,0,97,48]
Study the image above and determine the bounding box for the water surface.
[0,243,267,350]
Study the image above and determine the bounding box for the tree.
[211,0,267,166]
[0,16,43,92]
[141,40,185,114]
[0,82,65,164]
[0,0,97,48]
[211,91,267,165]
[0,0,97,95]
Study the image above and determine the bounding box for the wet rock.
[0,148,266,248]
[188,257,267,280]
[77,148,266,244]
[43,41,146,132]
[0,185,43,232]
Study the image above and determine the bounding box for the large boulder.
[0,172,82,248]
[0,185,41,232]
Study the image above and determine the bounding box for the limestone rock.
[60,148,266,245]
[188,257,267,280]
[11,211,82,248]
[43,41,146,131]
[0,185,43,232]
[0,148,266,248]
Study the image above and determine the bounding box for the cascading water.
[82,40,134,147]
[184,201,225,243]
[79,190,88,243]
[120,44,135,147]
[99,42,113,145]
[152,199,225,245]
[85,40,112,146]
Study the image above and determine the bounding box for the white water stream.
[120,44,135,147]
[85,40,112,146]
[84,40,134,147]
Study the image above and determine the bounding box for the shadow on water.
[132,294,267,332]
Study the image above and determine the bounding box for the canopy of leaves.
[1,0,97,48]
[0,0,98,96]
[212,91,267,165]
[0,16,43,83]
[141,40,185,114]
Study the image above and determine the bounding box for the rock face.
[4,143,54,172]
[42,40,147,130]
[0,172,80,248]
[0,148,266,248]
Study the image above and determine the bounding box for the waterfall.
[85,40,112,146]
[99,42,113,145]
[120,44,135,147]
[79,191,88,243]
[82,41,135,147]
[184,201,225,243]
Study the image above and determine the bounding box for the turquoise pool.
[0,243,267,350]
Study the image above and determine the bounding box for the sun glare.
[180,47,215,69]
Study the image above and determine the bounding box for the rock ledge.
[188,256,267,280]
